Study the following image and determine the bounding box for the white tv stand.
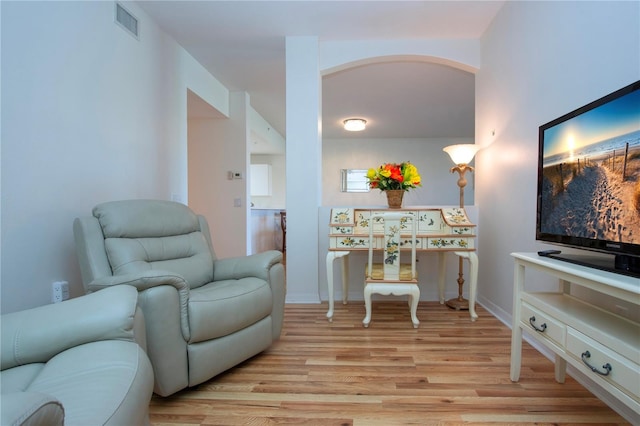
[510,252,639,422]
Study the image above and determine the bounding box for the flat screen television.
[536,80,640,277]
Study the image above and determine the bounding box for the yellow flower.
[366,161,422,192]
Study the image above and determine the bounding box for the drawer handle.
[529,316,547,333]
[581,351,612,376]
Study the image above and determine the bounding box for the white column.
[285,37,322,303]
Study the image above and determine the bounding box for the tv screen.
[536,80,640,276]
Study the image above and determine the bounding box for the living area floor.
[149,301,630,425]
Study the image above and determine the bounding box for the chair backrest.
[367,212,417,281]
[80,200,215,289]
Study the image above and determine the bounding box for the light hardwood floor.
[149,301,630,425]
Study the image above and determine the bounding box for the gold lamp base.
[446,297,469,311]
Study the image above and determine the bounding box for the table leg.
[326,251,349,322]
[554,279,568,382]
[510,262,525,381]
[510,324,523,381]
[554,355,567,383]
[341,254,349,305]
[437,252,446,304]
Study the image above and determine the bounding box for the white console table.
[510,252,640,421]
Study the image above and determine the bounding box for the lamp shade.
[343,118,367,131]
[443,144,480,165]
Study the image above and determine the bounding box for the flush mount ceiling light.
[343,118,367,131]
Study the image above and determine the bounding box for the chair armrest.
[1,286,138,370]
[1,392,64,426]
[213,250,283,282]
[86,270,191,341]
[86,270,189,293]
[215,250,286,340]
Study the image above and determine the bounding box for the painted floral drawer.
[330,235,421,250]
[354,210,417,235]
[329,226,353,235]
[329,235,370,249]
[415,210,442,233]
[426,237,473,249]
[330,208,354,225]
[329,208,355,236]
[448,226,475,236]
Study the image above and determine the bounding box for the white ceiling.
[137,1,504,140]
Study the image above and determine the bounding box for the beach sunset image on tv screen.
[539,88,640,245]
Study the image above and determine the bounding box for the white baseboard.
[284,293,321,304]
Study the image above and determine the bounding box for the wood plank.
[149,302,631,425]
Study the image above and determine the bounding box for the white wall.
[249,106,286,154]
[285,37,323,302]
[323,137,474,206]
[188,92,250,258]
[1,1,229,312]
[475,1,640,319]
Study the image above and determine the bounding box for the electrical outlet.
[52,281,69,303]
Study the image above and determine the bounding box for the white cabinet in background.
[250,164,271,196]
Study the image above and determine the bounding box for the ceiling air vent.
[115,3,138,39]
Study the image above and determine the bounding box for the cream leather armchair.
[1,285,154,426]
[73,200,286,397]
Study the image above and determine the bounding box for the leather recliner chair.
[73,199,286,397]
[1,285,154,426]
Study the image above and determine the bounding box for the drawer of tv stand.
[520,302,565,348]
[567,328,640,401]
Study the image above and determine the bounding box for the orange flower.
[366,162,422,191]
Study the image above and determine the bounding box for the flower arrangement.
[366,162,422,191]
